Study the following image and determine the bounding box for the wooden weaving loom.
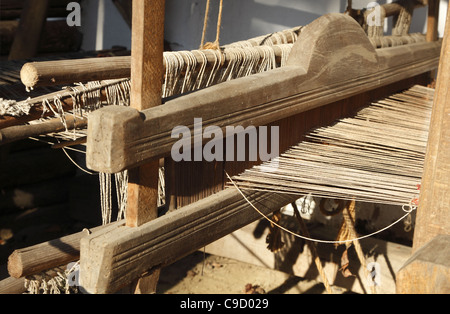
[1,0,449,294]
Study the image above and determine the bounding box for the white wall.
[78,0,447,52]
[164,0,344,50]
[80,0,131,51]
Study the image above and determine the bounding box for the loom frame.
[80,11,444,293]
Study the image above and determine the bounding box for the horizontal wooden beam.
[0,115,87,145]
[80,187,297,294]
[20,57,131,89]
[86,14,441,173]
[7,223,121,278]
[20,45,291,89]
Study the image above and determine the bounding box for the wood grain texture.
[397,235,450,293]
[8,0,49,60]
[412,6,450,252]
[20,57,131,89]
[86,14,441,174]
[426,0,440,42]
[7,223,122,278]
[125,0,165,229]
[80,188,297,294]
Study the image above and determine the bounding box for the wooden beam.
[86,14,441,173]
[8,0,49,60]
[80,188,297,294]
[7,223,121,279]
[397,235,450,293]
[124,0,165,294]
[426,0,440,42]
[412,5,450,253]
[0,115,87,145]
[20,57,131,89]
[19,45,289,89]
[0,276,26,294]
[126,0,165,228]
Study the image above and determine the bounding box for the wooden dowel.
[7,223,121,279]
[125,0,165,294]
[0,276,26,294]
[20,57,132,90]
[0,115,87,145]
[126,0,165,228]
[20,45,290,89]
[0,80,114,130]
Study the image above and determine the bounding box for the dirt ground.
[156,251,348,294]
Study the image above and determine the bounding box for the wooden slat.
[124,0,165,294]
[397,235,450,293]
[86,14,441,173]
[79,188,297,294]
[0,115,87,145]
[20,57,131,89]
[19,45,289,89]
[126,0,165,228]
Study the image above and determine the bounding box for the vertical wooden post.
[426,0,440,42]
[412,5,450,254]
[127,0,165,228]
[8,0,49,60]
[397,4,450,294]
[127,0,165,294]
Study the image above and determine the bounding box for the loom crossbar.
[85,14,441,173]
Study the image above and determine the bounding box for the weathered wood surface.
[0,276,26,294]
[396,5,449,294]
[0,78,118,130]
[204,218,413,294]
[126,0,165,228]
[412,5,450,253]
[19,45,290,89]
[7,222,121,279]
[20,57,131,90]
[8,0,49,60]
[86,13,442,174]
[124,0,165,293]
[397,235,450,293]
[80,188,297,294]
[0,115,87,145]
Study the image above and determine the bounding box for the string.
[225,170,416,245]
[200,0,224,49]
